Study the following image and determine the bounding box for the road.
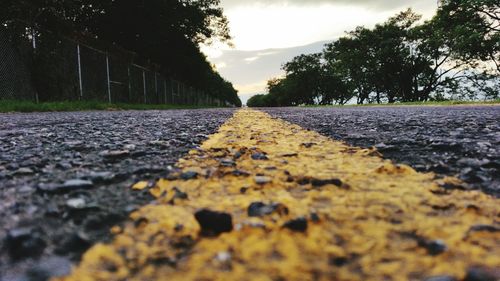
[0,109,235,281]
[265,106,499,196]
[0,106,498,281]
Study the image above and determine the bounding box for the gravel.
[0,109,234,281]
[264,106,499,196]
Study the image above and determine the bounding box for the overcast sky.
[202,0,439,104]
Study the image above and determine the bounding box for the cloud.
[221,0,430,11]
[211,40,328,104]
[220,0,437,50]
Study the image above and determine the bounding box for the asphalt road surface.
[0,106,498,280]
[264,106,499,196]
[0,109,235,281]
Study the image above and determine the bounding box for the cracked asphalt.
[0,109,235,281]
[264,106,500,196]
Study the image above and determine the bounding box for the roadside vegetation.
[0,100,221,113]
[302,100,500,108]
[248,0,499,107]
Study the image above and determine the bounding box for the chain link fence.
[0,27,226,106]
[0,28,36,101]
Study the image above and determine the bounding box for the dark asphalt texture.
[1,106,499,280]
[0,109,235,281]
[264,106,499,196]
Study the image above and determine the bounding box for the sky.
[202,0,440,104]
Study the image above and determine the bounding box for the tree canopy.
[1,0,241,107]
[249,2,499,107]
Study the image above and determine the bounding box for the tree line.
[248,0,499,107]
[1,0,241,106]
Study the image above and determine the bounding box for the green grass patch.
[0,100,220,113]
[303,100,500,108]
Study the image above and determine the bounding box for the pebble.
[247,202,288,217]
[283,218,308,232]
[5,227,46,260]
[215,251,232,262]
[311,178,343,187]
[181,171,198,180]
[38,179,94,193]
[87,171,115,182]
[66,198,86,209]
[251,152,269,160]
[424,276,457,281]
[14,167,35,175]
[464,267,499,281]
[254,176,271,185]
[99,150,130,159]
[220,159,236,167]
[195,209,233,236]
[173,187,188,200]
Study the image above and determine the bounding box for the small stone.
[66,198,86,209]
[281,153,298,157]
[310,213,320,222]
[311,178,343,187]
[254,176,271,185]
[248,202,289,217]
[419,239,447,256]
[283,218,308,232]
[18,185,34,193]
[464,267,499,281]
[55,232,91,256]
[27,256,72,280]
[99,150,130,159]
[301,142,317,148]
[424,276,457,281]
[5,227,46,260]
[56,161,73,170]
[14,167,34,175]
[329,256,349,267]
[215,251,232,262]
[181,171,198,180]
[468,224,500,233]
[88,171,115,183]
[124,144,136,150]
[173,187,188,200]
[232,169,250,176]
[38,179,94,193]
[220,159,236,167]
[251,152,268,160]
[195,209,233,236]
[63,179,93,189]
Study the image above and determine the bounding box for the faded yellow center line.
[56,109,499,281]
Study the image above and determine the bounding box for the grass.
[0,100,220,113]
[303,100,500,108]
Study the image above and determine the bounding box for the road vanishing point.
[50,108,499,281]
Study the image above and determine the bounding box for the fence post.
[31,29,39,103]
[143,70,146,104]
[164,79,167,104]
[154,72,158,104]
[106,53,111,103]
[177,81,181,104]
[127,66,132,102]
[77,44,83,100]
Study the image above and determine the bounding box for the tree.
[434,0,499,72]
[0,0,240,106]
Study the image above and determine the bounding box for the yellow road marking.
[56,109,499,281]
